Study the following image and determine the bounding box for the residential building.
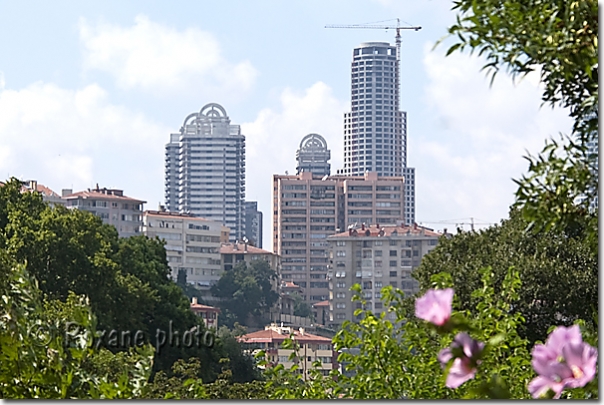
[20,180,66,207]
[220,241,281,320]
[63,186,145,238]
[142,209,229,288]
[190,297,220,329]
[296,133,331,177]
[244,201,263,248]
[165,103,246,241]
[238,323,338,379]
[326,223,440,329]
[273,170,405,305]
[339,41,416,226]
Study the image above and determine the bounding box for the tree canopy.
[211,260,279,328]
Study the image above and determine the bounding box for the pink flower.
[438,332,485,389]
[415,288,454,326]
[528,325,598,399]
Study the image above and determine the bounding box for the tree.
[0,178,260,384]
[290,292,313,320]
[442,0,598,253]
[211,260,279,328]
[412,209,597,344]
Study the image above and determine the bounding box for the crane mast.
[325,19,421,132]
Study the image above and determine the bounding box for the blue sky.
[0,0,573,248]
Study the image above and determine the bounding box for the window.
[374,240,383,246]
[336,251,346,257]
[389,271,397,277]
[389,250,397,257]
[335,271,346,278]
[375,302,383,309]
[375,292,381,299]
[375,281,383,288]
[336,282,346,288]
[389,260,397,267]
[336,292,346,298]
[318,344,331,350]
[336,302,346,309]
[278,356,289,363]
[389,240,398,246]
[336,240,346,246]
[336,313,346,320]
[374,250,383,257]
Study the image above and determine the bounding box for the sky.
[0,0,574,249]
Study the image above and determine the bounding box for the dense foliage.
[211,260,279,329]
[413,209,597,344]
[0,178,257,383]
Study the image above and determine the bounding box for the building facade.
[273,171,405,305]
[165,103,246,241]
[63,186,145,238]
[190,297,220,329]
[238,323,338,379]
[244,201,263,248]
[326,224,440,329]
[340,41,416,226]
[142,210,229,288]
[296,133,331,177]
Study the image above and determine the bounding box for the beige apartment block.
[142,210,229,289]
[326,224,441,329]
[238,323,338,379]
[63,186,145,238]
[273,171,405,306]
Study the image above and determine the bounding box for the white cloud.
[79,15,258,98]
[241,81,347,246]
[0,78,169,205]
[415,44,574,230]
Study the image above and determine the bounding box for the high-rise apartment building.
[244,201,263,248]
[296,133,331,176]
[326,224,440,329]
[340,41,416,226]
[273,170,405,304]
[165,103,246,241]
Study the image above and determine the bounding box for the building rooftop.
[63,186,145,203]
[328,223,441,239]
[219,242,273,255]
[238,325,332,344]
[312,300,329,308]
[20,182,61,198]
[144,210,215,221]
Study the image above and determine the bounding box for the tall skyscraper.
[296,133,331,176]
[341,41,416,226]
[165,103,246,241]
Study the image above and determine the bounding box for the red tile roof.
[20,183,61,198]
[238,327,332,344]
[63,189,145,203]
[281,281,301,289]
[313,300,329,307]
[219,242,274,255]
[329,224,441,238]
[190,303,220,313]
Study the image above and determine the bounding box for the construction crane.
[325,19,421,113]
